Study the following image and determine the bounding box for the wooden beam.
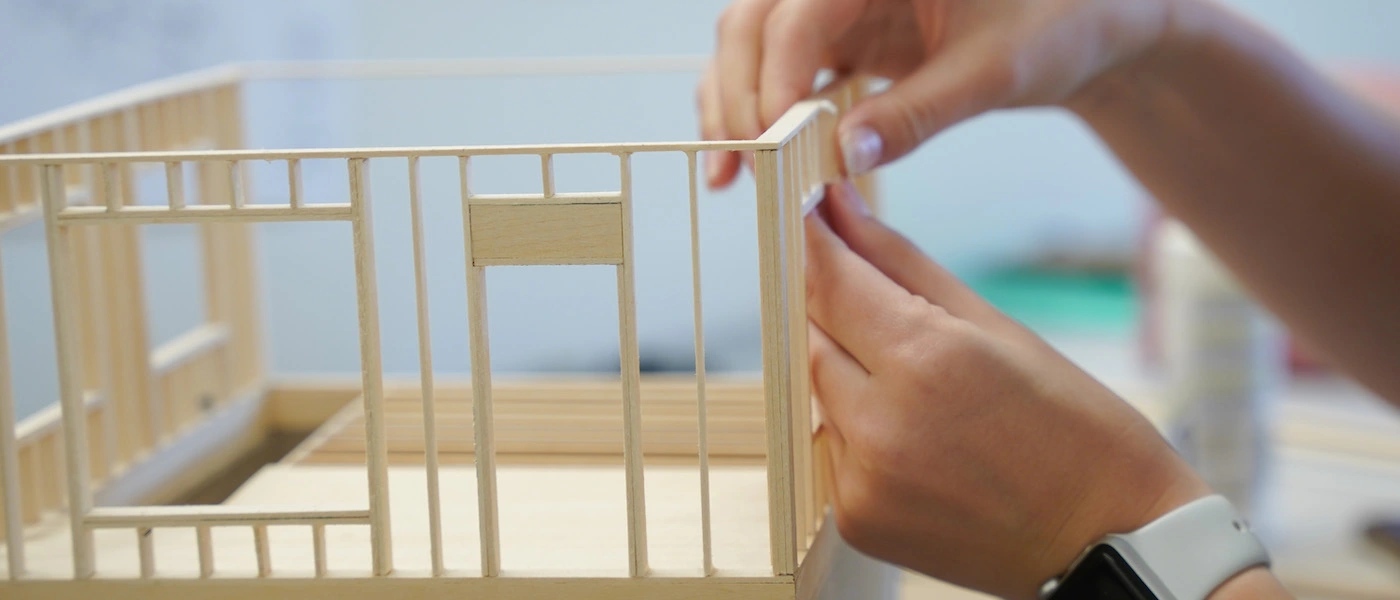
[753,149,797,576]
[407,156,445,576]
[348,157,393,576]
[461,155,501,577]
[41,164,97,578]
[685,150,714,576]
[615,152,649,577]
[0,243,23,578]
[85,506,370,528]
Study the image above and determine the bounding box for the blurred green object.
[964,267,1139,336]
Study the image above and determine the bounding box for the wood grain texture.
[0,243,23,577]
[685,151,714,576]
[348,158,393,576]
[406,156,445,576]
[615,153,648,577]
[41,164,96,579]
[284,377,769,466]
[468,203,623,266]
[753,149,796,576]
[461,155,501,577]
[0,576,796,600]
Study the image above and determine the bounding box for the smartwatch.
[1040,495,1270,600]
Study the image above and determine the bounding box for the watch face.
[1050,544,1157,600]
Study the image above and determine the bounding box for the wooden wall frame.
[0,58,888,599]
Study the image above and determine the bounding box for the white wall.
[2,0,1398,419]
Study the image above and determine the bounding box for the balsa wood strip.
[312,523,327,578]
[85,506,371,528]
[407,156,445,576]
[164,162,184,209]
[99,162,120,211]
[686,151,714,576]
[287,159,303,209]
[782,141,810,547]
[788,132,816,546]
[461,155,501,577]
[137,527,154,579]
[0,243,24,578]
[253,524,271,577]
[41,164,97,579]
[348,157,394,576]
[540,153,554,198]
[227,161,244,208]
[616,152,649,577]
[196,525,214,578]
[753,149,797,576]
[467,192,621,206]
[56,204,354,224]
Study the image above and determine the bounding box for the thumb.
[838,40,1013,175]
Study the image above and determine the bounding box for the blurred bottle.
[1152,219,1286,520]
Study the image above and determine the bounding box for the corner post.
[754,148,798,576]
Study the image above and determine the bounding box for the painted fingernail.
[840,126,882,177]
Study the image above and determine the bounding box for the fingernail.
[840,181,872,217]
[840,126,882,177]
[704,151,721,184]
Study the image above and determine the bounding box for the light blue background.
[2,0,1398,419]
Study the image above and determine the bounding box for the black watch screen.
[1046,544,1158,600]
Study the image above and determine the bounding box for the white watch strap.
[1106,494,1270,600]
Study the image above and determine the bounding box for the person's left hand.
[805,182,1210,598]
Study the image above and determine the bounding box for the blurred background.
[2,1,1400,596]
[4,0,1398,415]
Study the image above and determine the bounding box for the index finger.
[758,0,870,126]
[804,208,934,370]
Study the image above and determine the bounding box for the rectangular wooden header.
[469,202,624,266]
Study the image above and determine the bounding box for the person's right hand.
[698,0,1178,188]
[805,182,1218,598]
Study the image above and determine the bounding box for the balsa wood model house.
[0,58,891,599]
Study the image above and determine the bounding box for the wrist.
[1064,0,1221,120]
[1209,566,1289,600]
[1035,435,1213,587]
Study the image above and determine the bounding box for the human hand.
[805,183,1209,598]
[698,0,1177,188]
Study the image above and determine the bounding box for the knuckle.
[833,471,885,548]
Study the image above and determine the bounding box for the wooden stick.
[76,225,116,483]
[165,162,185,209]
[2,142,16,212]
[227,161,244,208]
[753,149,797,576]
[287,159,303,209]
[85,506,371,527]
[56,204,353,225]
[407,156,445,576]
[540,153,554,198]
[788,132,816,546]
[196,524,214,578]
[788,138,812,547]
[615,152,649,577]
[0,243,24,578]
[99,162,120,211]
[685,151,714,576]
[348,157,394,576]
[312,523,327,578]
[41,164,97,579]
[461,156,501,577]
[253,524,271,577]
[138,527,154,579]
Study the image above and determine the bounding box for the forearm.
[1069,0,1400,402]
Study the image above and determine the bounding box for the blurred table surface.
[895,334,1400,600]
